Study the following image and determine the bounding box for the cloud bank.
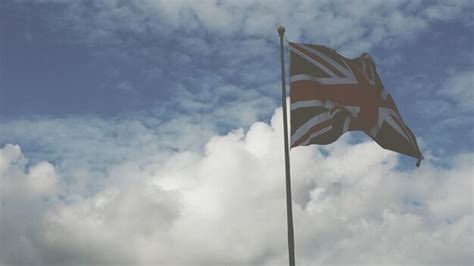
[1,108,472,266]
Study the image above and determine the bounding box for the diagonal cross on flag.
[289,42,423,166]
[277,27,425,266]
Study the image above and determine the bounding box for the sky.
[0,0,473,265]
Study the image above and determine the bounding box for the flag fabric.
[289,42,424,166]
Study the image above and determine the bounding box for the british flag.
[289,42,424,166]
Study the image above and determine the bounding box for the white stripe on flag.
[370,108,412,143]
[299,125,333,146]
[290,46,338,78]
[290,74,356,85]
[291,112,331,146]
[344,106,360,117]
[297,44,355,81]
[291,100,325,111]
[343,116,351,132]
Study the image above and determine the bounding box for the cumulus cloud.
[0,144,58,265]
[1,109,472,266]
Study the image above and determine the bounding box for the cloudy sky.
[0,0,473,265]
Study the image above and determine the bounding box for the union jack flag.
[289,42,424,166]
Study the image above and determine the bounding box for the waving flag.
[289,42,423,166]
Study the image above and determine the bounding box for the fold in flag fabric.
[289,42,424,166]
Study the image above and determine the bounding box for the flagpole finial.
[278,25,285,37]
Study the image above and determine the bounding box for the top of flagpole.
[278,25,285,37]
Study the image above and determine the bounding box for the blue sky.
[1,0,472,159]
[0,1,473,265]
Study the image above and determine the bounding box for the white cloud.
[1,2,473,264]
[1,108,472,266]
[439,70,474,112]
[0,144,58,265]
[20,0,467,134]
[422,0,474,22]
[61,0,473,55]
[0,144,58,197]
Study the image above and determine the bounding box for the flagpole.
[278,25,296,266]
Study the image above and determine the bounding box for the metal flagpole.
[278,25,296,266]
